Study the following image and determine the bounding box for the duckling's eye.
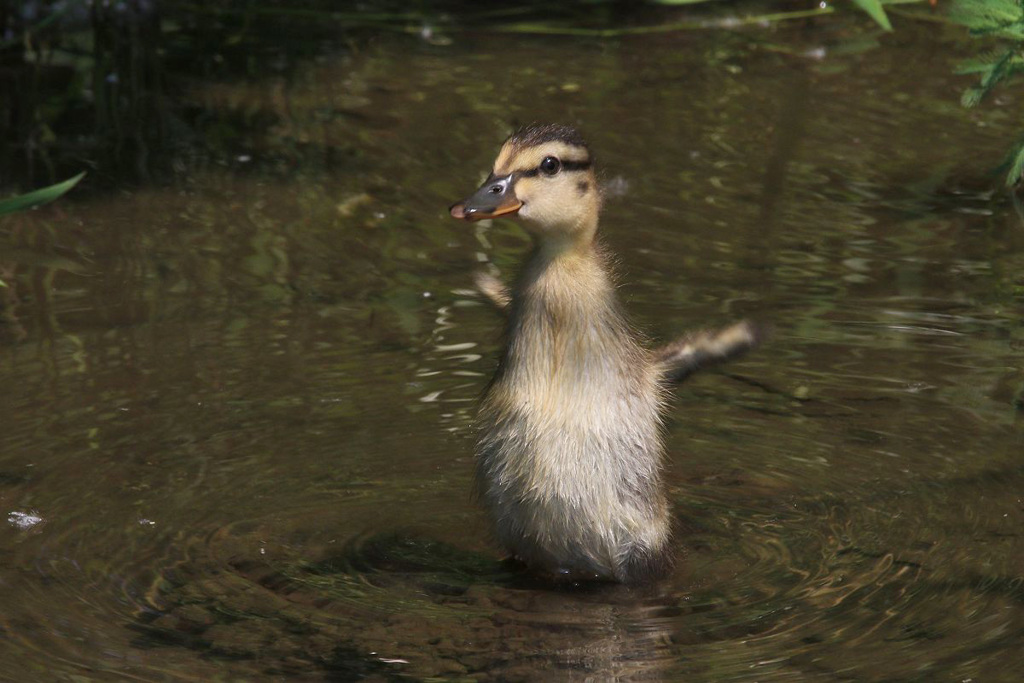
[539,156,561,176]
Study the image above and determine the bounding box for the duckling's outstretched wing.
[473,271,511,312]
[654,320,766,384]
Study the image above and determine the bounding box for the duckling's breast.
[476,283,670,578]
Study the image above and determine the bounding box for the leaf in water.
[0,172,86,217]
[852,0,893,31]
[1001,138,1024,188]
[0,247,86,273]
[960,86,984,107]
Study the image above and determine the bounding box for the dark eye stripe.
[560,160,592,172]
[515,159,591,178]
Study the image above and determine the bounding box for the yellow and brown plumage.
[450,124,761,583]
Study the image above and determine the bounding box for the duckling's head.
[450,124,601,246]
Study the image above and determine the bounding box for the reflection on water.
[2,13,1024,682]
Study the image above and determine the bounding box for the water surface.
[2,13,1023,681]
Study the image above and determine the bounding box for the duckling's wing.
[473,271,511,312]
[654,320,766,384]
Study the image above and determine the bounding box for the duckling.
[449,124,761,583]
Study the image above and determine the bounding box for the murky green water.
[3,13,1023,681]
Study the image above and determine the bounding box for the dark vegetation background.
[4,0,1023,195]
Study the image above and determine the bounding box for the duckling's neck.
[535,234,582,262]
[518,234,610,311]
[531,215,598,260]
[508,233,641,376]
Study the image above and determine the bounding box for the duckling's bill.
[450,173,523,221]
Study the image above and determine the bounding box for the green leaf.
[950,0,1024,39]
[852,0,893,31]
[0,172,86,217]
[1003,139,1024,187]
[961,86,985,107]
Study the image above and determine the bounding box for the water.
[2,11,1023,681]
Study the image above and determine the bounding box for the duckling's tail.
[653,320,767,384]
